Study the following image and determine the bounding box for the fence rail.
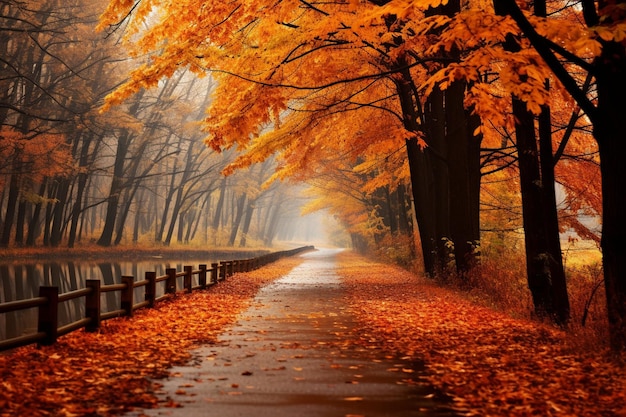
[0,246,314,352]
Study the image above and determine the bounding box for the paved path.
[128,249,458,417]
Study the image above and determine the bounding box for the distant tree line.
[0,0,306,248]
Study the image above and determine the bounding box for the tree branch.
[494,0,598,123]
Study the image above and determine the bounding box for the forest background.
[1,0,625,355]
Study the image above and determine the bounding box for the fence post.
[184,266,193,293]
[121,276,134,316]
[37,286,58,346]
[85,280,101,332]
[145,271,156,307]
[220,262,227,281]
[166,268,177,294]
[211,263,219,284]
[199,264,207,289]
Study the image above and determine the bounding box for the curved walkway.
[128,249,458,417]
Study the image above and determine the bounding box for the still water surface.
[0,256,237,341]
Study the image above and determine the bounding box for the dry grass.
[370,234,610,353]
[435,243,610,353]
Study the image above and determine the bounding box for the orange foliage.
[337,252,626,417]
[97,0,604,248]
[0,129,74,188]
[0,257,303,416]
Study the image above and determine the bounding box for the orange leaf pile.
[0,257,303,416]
[337,252,626,417]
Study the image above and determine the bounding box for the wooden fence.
[0,246,314,352]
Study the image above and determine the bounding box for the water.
[0,257,223,341]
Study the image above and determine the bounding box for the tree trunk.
[14,199,26,246]
[396,183,411,234]
[212,177,227,232]
[68,134,95,248]
[97,131,133,246]
[49,179,70,247]
[538,102,570,324]
[466,108,482,260]
[0,174,20,247]
[97,90,144,247]
[513,97,555,319]
[446,80,480,273]
[394,68,440,276]
[239,198,257,247]
[228,193,247,247]
[493,0,626,352]
[494,0,569,324]
[26,180,47,246]
[263,195,283,247]
[595,39,626,351]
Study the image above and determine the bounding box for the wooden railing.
[0,246,314,352]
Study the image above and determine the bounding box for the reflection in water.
[0,258,218,341]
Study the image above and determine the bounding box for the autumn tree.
[489,0,626,350]
[2,0,287,249]
[487,0,570,324]
[98,0,486,277]
[0,0,106,247]
[98,0,622,349]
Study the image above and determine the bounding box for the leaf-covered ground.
[3,252,625,416]
[0,257,304,417]
[336,252,626,417]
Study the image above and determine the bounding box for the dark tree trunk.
[97,91,143,247]
[228,193,247,247]
[68,134,94,248]
[595,39,626,351]
[395,69,440,276]
[239,198,257,247]
[156,161,178,243]
[513,97,556,319]
[263,197,283,247]
[538,102,570,324]
[0,173,20,247]
[212,177,227,232]
[493,0,626,352]
[97,135,131,246]
[49,179,70,247]
[397,183,412,234]
[26,180,47,246]
[424,85,451,272]
[494,0,569,324]
[466,108,482,257]
[176,212,185,243]
[42,182,57,246]
[68,177,87,248]
[446,80,480,273]
[14,199,26,246]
